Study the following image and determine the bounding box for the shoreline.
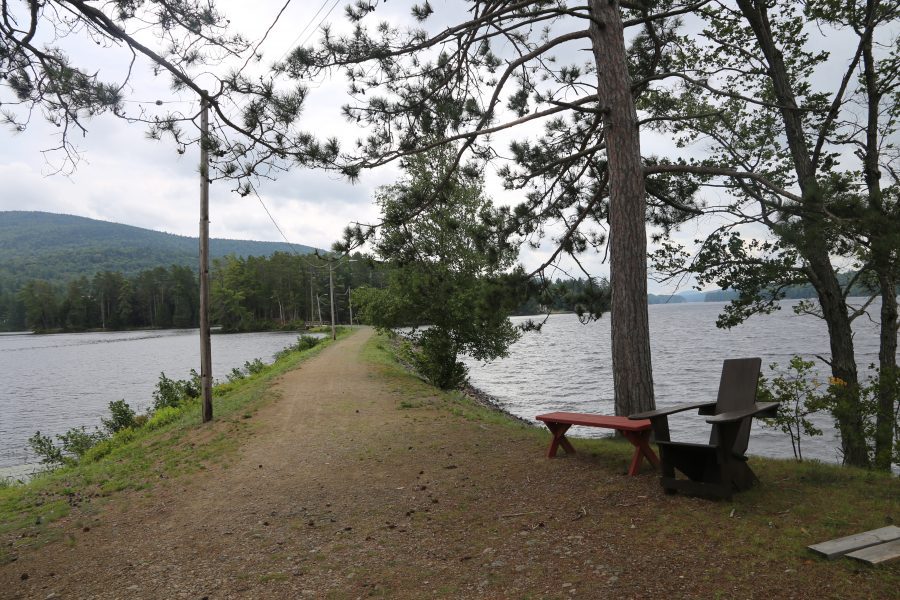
[461,383,535,428]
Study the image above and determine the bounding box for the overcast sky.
[0,1,876,294]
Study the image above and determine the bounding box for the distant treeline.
[5,266,200,332]
[211,252,380,332]
[1,252,380,333]
[4,256,885,332]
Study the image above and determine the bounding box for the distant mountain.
[0,211,316,288]
[674,290,707,302]
[647,293,687,304]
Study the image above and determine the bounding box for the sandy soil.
[1,329,894,599]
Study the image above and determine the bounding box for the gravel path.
[2,329,894,599]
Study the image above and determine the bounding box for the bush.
[28,426,107,469]
[758,356,826,461]
[58,426,105,458]
[152,371,200,411]
[153,372,183,411]
[275,335,321,360]
[244,358,266,375]
[412,328,467,390]
[28,431,67,468]
[82,428,138,463]
[101,399,137,434]
[296,335,321,351]
[226,367,245,383]
[146,405,182,430]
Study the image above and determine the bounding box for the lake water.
[0,329,313,474]
[462,300,888,465]
[1,301,893,478]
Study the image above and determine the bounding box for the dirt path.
[1,329,895,599]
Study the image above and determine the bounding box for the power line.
[250,186,304,255]
[225,0,345,262]
[275,0,334,64]
[249,185,332,270]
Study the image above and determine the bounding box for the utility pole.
[348,286,353,327]
[199,92,213,423]
[328,261,336,340]
[308,266,315,324]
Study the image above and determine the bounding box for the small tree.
[352,147,526,389]
[758,356,826,461]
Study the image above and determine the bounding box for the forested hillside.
[0,212,319,331]
[0,212,315,285]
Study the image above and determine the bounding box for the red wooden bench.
[535,412,660,476]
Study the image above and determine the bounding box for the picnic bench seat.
[535,412,660,476]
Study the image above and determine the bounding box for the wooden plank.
[808,526,900,560]
[846,539,900,565]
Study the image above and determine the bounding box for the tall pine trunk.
[588,0,655,416]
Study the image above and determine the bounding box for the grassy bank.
[0,329,351,564]
[363,332,899,589]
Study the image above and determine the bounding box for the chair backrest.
[708,357,762,455]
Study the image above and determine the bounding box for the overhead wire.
[234,0,345,253]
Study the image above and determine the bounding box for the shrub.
[152,371,200,411]
[28,431,67,468]
[102,399,137,434]
[411,328,467,390]
[82,427,137,463]
[244,358,266,375]
[58,426,106,458]
[275,335,321,361]
[296,335,320,351]
[153,372,184,411]
[759,356,825,462]
[185,369,201,399]
[226,367,245,383]
[146,405,182,430]
[28,426,107,469]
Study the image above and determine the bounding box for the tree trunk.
[736,0,868,466]
[875,274,898,469]
[859,0,896,470]
[588,0,654,416]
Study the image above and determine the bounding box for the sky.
[0,1,877,294]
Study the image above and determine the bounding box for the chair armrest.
[629,401,717,421]
[705,402,780,424]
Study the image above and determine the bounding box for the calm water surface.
[0,329,314,472]
[1,301,892,476]
[463,300,887,465]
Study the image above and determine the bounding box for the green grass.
[0,329,352,563]
[362,331,900,586]
[362,333,538,431]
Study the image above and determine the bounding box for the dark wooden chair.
[629,358,779,499]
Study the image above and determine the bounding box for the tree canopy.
[353,147,527,388]
[0,0,332,186]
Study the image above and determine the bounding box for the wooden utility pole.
[199,93,213,423]
[348,286,353,327]
[308,266,315,323]
[328,261,336,340]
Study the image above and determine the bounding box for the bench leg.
[546,423,576,458]
[622,430,660,476]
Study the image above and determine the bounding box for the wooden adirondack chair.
[629,358,779,499]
